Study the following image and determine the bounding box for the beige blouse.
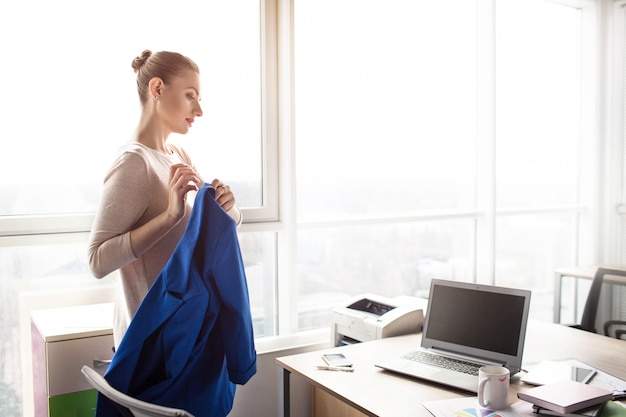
[88,142,196,346]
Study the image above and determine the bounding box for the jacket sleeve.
[213,223,257,384]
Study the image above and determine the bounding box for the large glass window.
[0,0,263,216]
[296,220,475,330]
[493,0,583,311]
[0,1,272,416]
[294,1,477,332]
[293,0,591,332]
[495,0,581,209]
[294,0,477,221]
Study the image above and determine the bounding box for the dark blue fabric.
[96,184,257,417]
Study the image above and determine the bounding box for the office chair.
[81,366,195,417]
[571,267,626,339]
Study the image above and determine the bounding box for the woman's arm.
[87,154,200,278]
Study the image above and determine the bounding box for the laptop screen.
[421,279,531,371]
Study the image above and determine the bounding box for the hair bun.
[131,50,152,73]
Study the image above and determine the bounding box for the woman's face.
[157,70,203,135]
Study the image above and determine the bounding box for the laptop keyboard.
[401,350,481,376]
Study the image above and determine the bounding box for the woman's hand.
[211,178,236,212]
[128,164,200,258]
[168,164,201,222]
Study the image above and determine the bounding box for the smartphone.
[572,367,596,384]
[322,353,353,367]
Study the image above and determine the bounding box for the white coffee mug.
[478,365,510,410]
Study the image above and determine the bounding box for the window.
[293,0,595,331]
[495,0,582,209]
[295,0,477,220]
[0,1,275,415]
[293,0,478,331]
[0,0,271,217]
[493,0,586,318]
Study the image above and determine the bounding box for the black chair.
[571,267,626,339]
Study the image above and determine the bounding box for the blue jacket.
[97,184,257,417]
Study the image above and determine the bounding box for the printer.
[331,293,427,347]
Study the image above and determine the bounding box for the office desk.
[276,319,626,417]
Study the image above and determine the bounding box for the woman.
[88,50,242,346]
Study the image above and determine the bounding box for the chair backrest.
[81,366,195,417]
[579,267,626,338]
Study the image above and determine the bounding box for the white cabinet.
[31,303,114,417]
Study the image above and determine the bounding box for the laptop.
[375,278,531,393]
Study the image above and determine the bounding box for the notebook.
[517,380,612,414]
[375,278,531,393]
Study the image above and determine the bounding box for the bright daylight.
[1,0,625,417]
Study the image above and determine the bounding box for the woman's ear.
[148,77,163,101]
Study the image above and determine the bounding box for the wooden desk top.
[276,319,626,417]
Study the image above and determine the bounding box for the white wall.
[230,342,329,417]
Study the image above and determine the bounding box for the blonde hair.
[131,50,200,104]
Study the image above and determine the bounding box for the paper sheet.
[422,396,536,417]
[522,359,626,391]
